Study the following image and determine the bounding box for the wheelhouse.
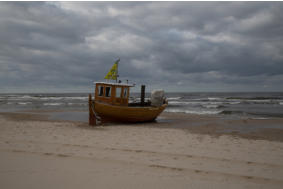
[94,82,134,106]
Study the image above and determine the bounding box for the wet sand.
[1,112,283,188]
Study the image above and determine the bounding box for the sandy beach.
[2,1,283,188]
[1,112,283,189]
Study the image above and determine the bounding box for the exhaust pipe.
[141,85,145,106]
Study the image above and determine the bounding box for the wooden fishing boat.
[88,59,167,125]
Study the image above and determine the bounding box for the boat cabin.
[94,82,134,106]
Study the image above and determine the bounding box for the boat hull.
[94,101,167,122]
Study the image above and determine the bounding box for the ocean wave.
[169,101,225,106]
[67,103,87,106]
[167,97,182,100]
[39,97,64,100]
[214,110,283,118]
[64,97,88,100]
[169,101,196,105]
[250,117,269,120]
[39,97,88,100]
[190,98,207,101]
[201,104,224,109]
[17,102,32,105]
[226,101,241,105]
[18,95,37,99]
[240,100,279,105]
[43,103,64,106]
[220,110,246,115]
[226,97,282,100]
[208,97,222,101]
[4,95,21,97]
[165,109,222,115]
[8,96,88,101]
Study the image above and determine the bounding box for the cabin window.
[98,86,104,96]
[123,88,128,98]
[116,87,121,98]
[105,86,111,97]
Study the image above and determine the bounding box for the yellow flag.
[104,59,120,80]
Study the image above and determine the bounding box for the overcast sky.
[0,2,283,93]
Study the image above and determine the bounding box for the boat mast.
[116,58,119,83]
[116,60,118,83]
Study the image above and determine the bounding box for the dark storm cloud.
[0,2,283,92]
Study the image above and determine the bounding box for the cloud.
[0,2,283,92]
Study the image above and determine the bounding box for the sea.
[0,92,283,120]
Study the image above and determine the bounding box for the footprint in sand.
[44,152,53,156]
[57,154,70,157]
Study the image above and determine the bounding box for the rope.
[90,101,101,122]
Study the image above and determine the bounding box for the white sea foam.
[67,103,87,106]
[280,102,283,105]
[19,95,36,99]
[169,101,196,105]
[190,98,207,101]
[202,104,221,109]
[186,110,222,114]
[17,102,31,105]
[43,103,63,106]
[39,96,88,100]
[6,95,20,97]
[165,109,221,115]
[227,101,241,105]
[208,97,221,101]
[246,99,272,103]
[241,99,279,105]
[40,97,64,100]
[207,102,223,105]
[65,97,88,100]
[250,117,270,120]
[169,101,224,106]
[167,97,182,100]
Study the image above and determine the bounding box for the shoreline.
[1,111,283,142]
